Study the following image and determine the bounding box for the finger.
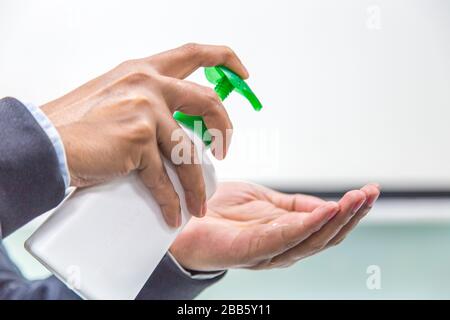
[162,77,233,159]
[147,43,249,80]
[238,202,339,266]
[138,141,181,228]
[326,184,380,247]
[269,190,367,266]
[156,112,206,218]
[257,185,327,212]
[362,183,381,208]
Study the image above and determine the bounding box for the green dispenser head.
[173,66,262,145]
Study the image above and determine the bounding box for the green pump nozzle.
[173,66,262,145]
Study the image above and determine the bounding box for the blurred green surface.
[4,224,450,299]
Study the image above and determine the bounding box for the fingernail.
[371,183,381,190]
[175,214,181,228]
[201,201,207,217]
[211,139,226,160]
[243,66,250,79]
[163,208,180,229]
[185,191,201,217]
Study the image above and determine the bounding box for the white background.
[1,0,450,191]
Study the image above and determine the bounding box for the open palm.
[170,181,380,272]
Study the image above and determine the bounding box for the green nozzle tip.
[174,65,262,145]
[205,66,263,111]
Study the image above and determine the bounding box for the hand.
[41,43,249,227]
[170,182,380,271]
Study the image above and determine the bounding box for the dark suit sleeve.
[0,97,65,238]
[136,254,226,300]
[0,243,80,300]
[0,97,224,299]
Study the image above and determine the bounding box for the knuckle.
[130,94,151,107]
[115,59,146,76]
[164,190,181,208]
[124,71,151,86]
[204,104,223,120]
[221,45,235,58]
[116,59,136,71]
[116,59,158,79]
[182,42,201,55]
[149,172,178,198]
[129,91,162,113]
[127,116,155,144]
[203,87,221,105]
[154,170,171,187]
[173,80,190,102]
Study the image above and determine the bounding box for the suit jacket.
[0,97,223,299]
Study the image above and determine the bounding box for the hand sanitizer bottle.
[25,66,263,300]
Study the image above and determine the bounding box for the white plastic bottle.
[25,126,217,300]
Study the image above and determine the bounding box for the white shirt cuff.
[24,102,70,190]
[167,252,226,280]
